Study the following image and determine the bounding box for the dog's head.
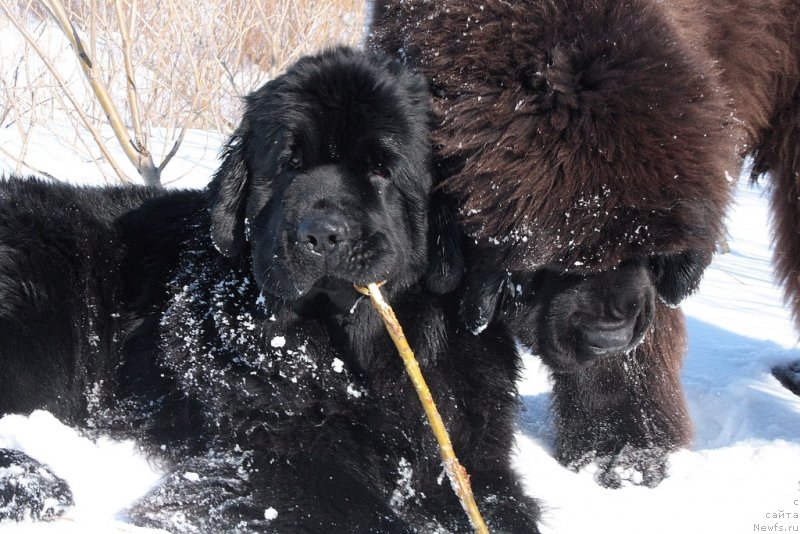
[480,250,707,372]
[372,0,733,369]
[207,48,460,302]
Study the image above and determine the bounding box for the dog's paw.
[0,448,73,521]
[565,444,669,489]
[459,271,508,335]
[481,493,542,534]
[124,451,256,534]
[772,360,800,396]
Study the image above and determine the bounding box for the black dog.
[0,48,540,532]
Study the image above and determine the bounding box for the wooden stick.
[355,282,490,534]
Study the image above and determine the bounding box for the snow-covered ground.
[2,18,799,533]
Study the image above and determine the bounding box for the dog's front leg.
[126,447,412,533]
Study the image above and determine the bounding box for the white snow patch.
[346,383,364,398]
[0,411,163,533]
[470,322,489,335]
[390,458,416,510]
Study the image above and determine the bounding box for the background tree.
[0,0,364,186]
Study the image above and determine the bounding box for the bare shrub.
[0,0,365,185]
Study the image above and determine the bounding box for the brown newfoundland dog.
[368,0,800,487]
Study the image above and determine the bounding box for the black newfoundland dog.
[0,48,540,532]
[369,0,800,488]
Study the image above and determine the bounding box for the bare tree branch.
[2,0,365,186]
[0,145,57,182]
[41,0,160,185]
[0,1,132,183]
[114,0,145,154]
[157,126,186,175]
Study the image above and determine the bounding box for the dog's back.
[0,177,175,424]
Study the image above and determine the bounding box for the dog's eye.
[287,147,302,170]
[370,163,390,180]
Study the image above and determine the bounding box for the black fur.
[0,449,73,521]
[650,250,710,308]
[502,259,657,373]
[0,48,539,532]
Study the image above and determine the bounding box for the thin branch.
[164,0,204,97]
[41,0,160,185]
[158,122,188,174]
[50,83,122,183]
[12,95,34,175]
[89,0,97,68]
[0,1,132,183]
[114,0,145,151]
[0,145,57,181]
[356,283,490,534]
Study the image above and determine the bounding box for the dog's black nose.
[574,292,645,356]
[298,214,349,254]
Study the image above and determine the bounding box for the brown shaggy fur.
[369,0,800,315]
[665,0,800,325]
[369,0,800,484]
[368,0,735,273]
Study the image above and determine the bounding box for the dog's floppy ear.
[208,128,248,257]
[425,191,465,294]
[650,249,710,306]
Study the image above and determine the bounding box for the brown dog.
[368,0,799,487]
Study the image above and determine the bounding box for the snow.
[390,457,417,511]
[269,336,286,348]
[180,473,199,483]
[0,412,164,533]
[0,121,223,189]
